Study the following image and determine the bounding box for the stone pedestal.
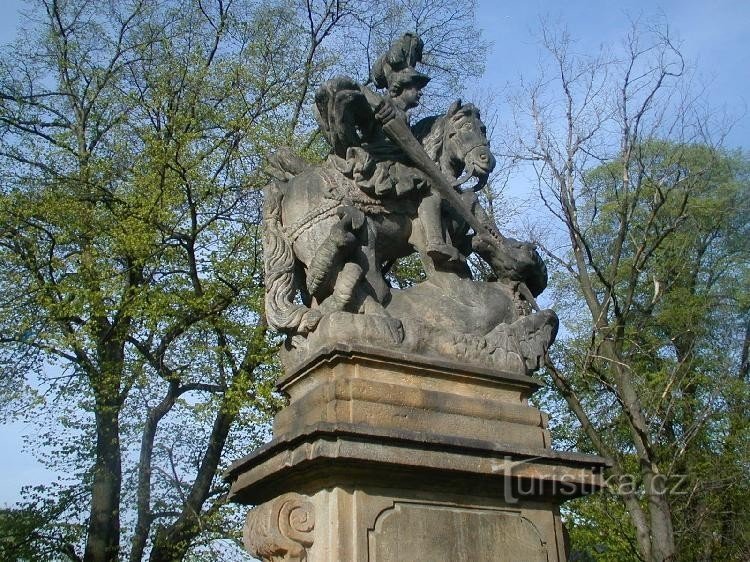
[226,344,609,561]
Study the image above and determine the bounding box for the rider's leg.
[418,191,459,262]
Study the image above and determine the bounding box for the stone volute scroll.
[243,493,315,562]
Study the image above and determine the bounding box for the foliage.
[0,0,488,560]
[0,485,84,562]
[550,141,750,562]
[565,493,642,561]
[508,20,750,562]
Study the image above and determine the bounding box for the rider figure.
[368,34,461,263]
[312,33,462,264]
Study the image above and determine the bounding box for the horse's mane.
[412,102,480,163]
[411,114,445,161]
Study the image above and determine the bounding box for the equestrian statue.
[263,33,557,375]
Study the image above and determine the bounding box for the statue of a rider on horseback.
[264,33,557,375]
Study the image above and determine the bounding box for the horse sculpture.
[264,99,557,374]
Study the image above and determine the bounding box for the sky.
[474,0,749,150]
[0,0,748,507]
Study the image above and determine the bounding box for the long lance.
[361,87,541,310]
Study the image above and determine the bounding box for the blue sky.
[0,0,747,506]
[475,0,749,150]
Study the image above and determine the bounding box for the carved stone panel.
[243,493,315,562]
[368,502,547,562]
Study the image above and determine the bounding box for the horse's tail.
[263,181,321,334]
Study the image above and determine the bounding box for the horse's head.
[415,100,496,191]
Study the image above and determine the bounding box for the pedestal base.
[226,344,609,561]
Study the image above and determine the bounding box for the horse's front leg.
[359,219,392,307]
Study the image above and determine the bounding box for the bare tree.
[505,19,749,561]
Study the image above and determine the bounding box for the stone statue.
[263,33,557,375]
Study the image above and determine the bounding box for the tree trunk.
[83,384,123,562]
[148,407,235,562]
[603,341,677,562]
[130,382,180,562]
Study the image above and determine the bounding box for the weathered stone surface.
[272,343,551,447]
[225,347,609,561]
[231,471,580,561]
[263,31,554,375]
[369,503,546,561]
[243,493,315,562]
[226,422,606,506]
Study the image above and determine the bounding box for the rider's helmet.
[372,33,431,97]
